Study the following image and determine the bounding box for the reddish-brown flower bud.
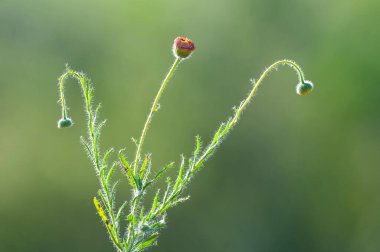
[173,37,196,59]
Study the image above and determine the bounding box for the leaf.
[99,167,106,184]
[143,162,174,191]
[161,178,172,205]
[106,163,116,185]
[136,233,158,250]
[131,194,141,206]
[94,103,102,120]
[173,156,185,192]
[139,154,150,179]
[150,190,160,216]
[116,201,128,221]
[119,151,138,189]
[150,220,166,230]
[80,136,93,161]
[94,119,107,142]
[110,181,119,196]
[93,197,109,226]
[153,162,174,181]
[142,157,152,184]
[139,207,145,222]
[193,135,202,160]
[193,145,217,173]
[95,198,122,250]
[98,190,112,214]
[102,148,114,169]
[159,196,190,214]
[142,181,153,191]
[87,86,94,103]
[127,213,135,224]
[211,122,225,145]
[118,151,132,171]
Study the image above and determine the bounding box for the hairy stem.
[231,59,304,127]
[126,57,183,250]
[133,57,182,172]
[191,59,307,176]
[58,70,100,169]
[58,69,123,251]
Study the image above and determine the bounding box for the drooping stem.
[58,70,101,169]
[57,69,123,251]
[231,59,305,125]
[133,57,182,172]
[59,74,69,119]
[190,59,308,174]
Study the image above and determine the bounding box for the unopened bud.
[173,37,196,59]
[296,80,314,96]
[58,117,73,128]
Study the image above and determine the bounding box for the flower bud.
[58,117,73,128]
[173,37,196,59]
[296,80,314,96]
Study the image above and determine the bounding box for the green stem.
[133,57,182,172]
[192,59,306,172]
[58,72,70,119]
[58,69,122,249]
[127,57,182,250]
[232,59,304,124]
[58,71,100,169]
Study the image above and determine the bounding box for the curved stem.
[58,69,123,251]
[133,57,182,172]
[58,72,73,119]
[58,71,90,121]
[58,70,100,167]
[231,59,304,124]
[191,59,307,173]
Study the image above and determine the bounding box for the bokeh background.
[1,0,379,251]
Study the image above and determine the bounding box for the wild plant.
[56,37,314,252]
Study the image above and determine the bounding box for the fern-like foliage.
[56,37,314,252]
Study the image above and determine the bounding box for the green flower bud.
[296,80,314,96]
[173,37,196,59]
[57,118,73,128]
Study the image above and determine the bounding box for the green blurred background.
[1,0,379,251]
